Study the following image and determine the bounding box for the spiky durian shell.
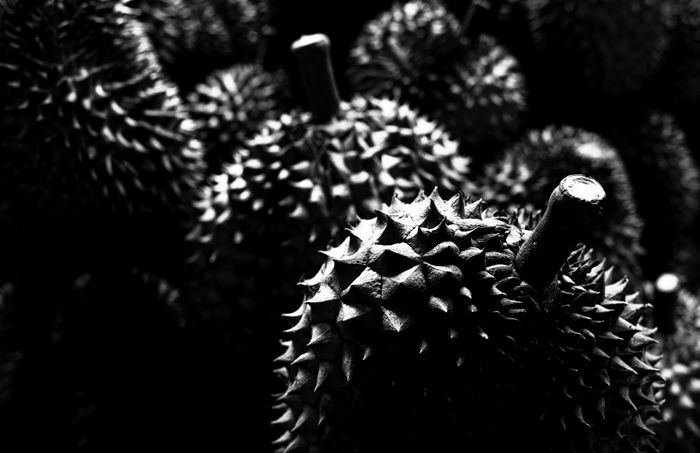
[273,189,661,453]
[347,0,527,162]
[186,63,292,175]
[469,126,644,279]
[649,0,700,113]
[0,0,204,275]
[185,97,468,328]
[137,0,265,92]
[600,112,700,280]
[527,0,672,98]
[654,290,700,453]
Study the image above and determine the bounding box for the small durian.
[650,273,700,453]
[527,0,672,98]
[469,126,644,279]
[273,176,661,453]
[0,0,204,275]
[347,0,527,162]
[186,34,469,323]
[137,0,265,92]
[601,112,700,280]
[186,63,292,175]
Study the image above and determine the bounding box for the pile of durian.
[2,0,700,452]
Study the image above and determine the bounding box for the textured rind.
[347,0,527,160]
[655,290,700,453]
[273,189,662,453]
[185,97,469,326]
[601,113,700,279]
[469,126,644,280]
[0,0,204,272]
[527,0,672,97]
[136,0,264,91]
[186,63,292,175]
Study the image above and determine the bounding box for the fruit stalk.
[291,33,340,124]
[515,174,606,288]
[653,273,680,335]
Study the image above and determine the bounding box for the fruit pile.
[1,0,700,452]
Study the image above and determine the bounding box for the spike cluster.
[186,63,291,175]
[186,97,469,323]
[527,0,672,97]
[347,0,527,161]
[0,0,204,273]
[273,188,661,453]
[469,126,644,279]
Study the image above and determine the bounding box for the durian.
[186,33,469,325]
[650,273,700,453]
[0,0,204,275]
[469,126,644,279]
[186,63,292,175]
[347,0,527,162]
[600,112,700,280]
[273,176,661,453]
[527,0,672,99]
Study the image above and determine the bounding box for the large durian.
[600,112,700,280]
[0,0,204,275]
[186,34,468,326]
[650,273,700,453]
[469,126,644,279]
[347,0,527,163]
[186,63,292,175]
[273,176,661,453]
[527,0,672,99]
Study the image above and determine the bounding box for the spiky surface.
[469,126,644,279]
[601,113,700,279]
[0,0,203,273]
[527,0,671,98]
[347,0,527,161]
[186,97,469,323]
[137,0,265,92]
[655,290,700,453]
[186,63,291,175]
[273,189,661,453]
[650,0,700,113]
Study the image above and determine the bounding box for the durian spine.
[515,174,605,288]
[291,33,340,124]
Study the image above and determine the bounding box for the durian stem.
[292,34,340,124]
[653,273,680,335]
[515,175,605,288]
[461,0,489,35]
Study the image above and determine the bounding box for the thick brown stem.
[653,273,680,335]
[291,34,340,124]
[515,174,605,288]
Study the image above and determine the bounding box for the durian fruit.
[273,176,661,453]
[600,112,700,280]
[186,33,469,324]
[649,0,700,114]
[347,0,527,163]
[527,0,672,99]
[136,0,266,92]
[650,274,700,453]
[0,0,204,276]
[186,63,292,175]
[469,126,644,280]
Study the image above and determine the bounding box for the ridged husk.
[0,0,204,273]
[468,126,644,280]
[137,0,264,91]
[273,189,661,453]
[347,0,527,161]
[186,63,292,175]
[654,288,700,453]
[601,112,700,279]
[527,0,672,97]
[185,97,469,327]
